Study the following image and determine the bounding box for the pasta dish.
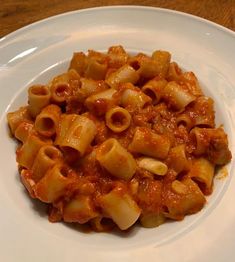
[7,46,232,231]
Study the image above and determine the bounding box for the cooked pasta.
[7,46,231,232]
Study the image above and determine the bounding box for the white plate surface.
[0,6,235,262]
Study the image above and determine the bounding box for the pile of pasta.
[7,46,231,231]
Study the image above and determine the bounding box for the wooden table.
[1,0,235,38]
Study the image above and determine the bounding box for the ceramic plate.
[0,6,235,261]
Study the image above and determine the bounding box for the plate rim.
[1,5,235,44]
[1,5,235,261]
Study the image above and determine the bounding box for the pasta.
[7,46,232,233]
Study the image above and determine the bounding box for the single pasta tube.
[164,178,206,220]
[60,115,97,159]
[100,189,141,230]
[142,78,167,105]
[163,81,196,110]
[151,50,171,77]
[171,180,188,195]
[167,144,189,173]
[167,62,182,81]
[85,58,107,80]
[28,85,51,118]
[175,113,193,131]
[96,138,137,180]
[140,213,166,228]
[80,78,108,98]
[121,88,152,109]
[55,114,77,146]
[49,69,80,104]
[50,83,72,104]
[85,88,118,115]
[189,127,211,155]
[7,106,32,134]
[16,134,51,169]
[14,121,34,143]
[32,145,63,182]
[105,64,139,88]
[63,195,98,223]
[105,106,131,133]
[90,216,115,232]
[34,164,71,203]
[128,127,170,159]
[35,104,61,137]
[137,157,168,176]
[189,157,215,195]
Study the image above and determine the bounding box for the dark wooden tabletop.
[1,0,235,38]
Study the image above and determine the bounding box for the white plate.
[0,6,235,261]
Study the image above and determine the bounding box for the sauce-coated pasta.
[7,46,232,232]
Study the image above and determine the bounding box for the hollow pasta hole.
[55,84,70,97]
[176,120,187,128]
[191,177,207,194]
[44,147,59,160]
[129,61,140,71]
[196,124,211,128]
[62,146,80,162]
[144,88,157,101]
[37,118,55,132]
[90,217,115,232]
[111,112,126,127]
[59,166,69,177]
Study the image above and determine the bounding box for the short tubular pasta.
[84,58,107,80]
[142,78,167,105]
[151,50,171,77]
[107,45,128,68]
[128,127,170,159]
[50,83,72,104]
[175,113,193,131]
[69,52,88,75]
[55,114,77,146]
[85,88,118,115]
[17,134,51,169]
[63,195,98,223]
[35,104,61,137]
[188,96,215,128]
[28,85,51,118]
[14,121,34,143]
[167,62,182,81]
[32,145,63,182]
[163,81,196,110]
[189,127,210,155]
[7,46,231,233]
[80,78,108,98]
[90,217,115,232]
[100,188,141,230]
[137,157,168,176]
[105,64,139,88]
[164,178,206,220]
[189,158,215,195]
[137,59,160,79]
[121,87,152,109]
[34,164,71,203]
[140,213,166,228]
[49,69,80,104]
[58,115,97,159]
[167,145,189,173]
[105,106,131,133]
[7,106,32,134]
[97,138,137,180]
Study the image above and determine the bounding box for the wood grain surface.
[1,0,235,38]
